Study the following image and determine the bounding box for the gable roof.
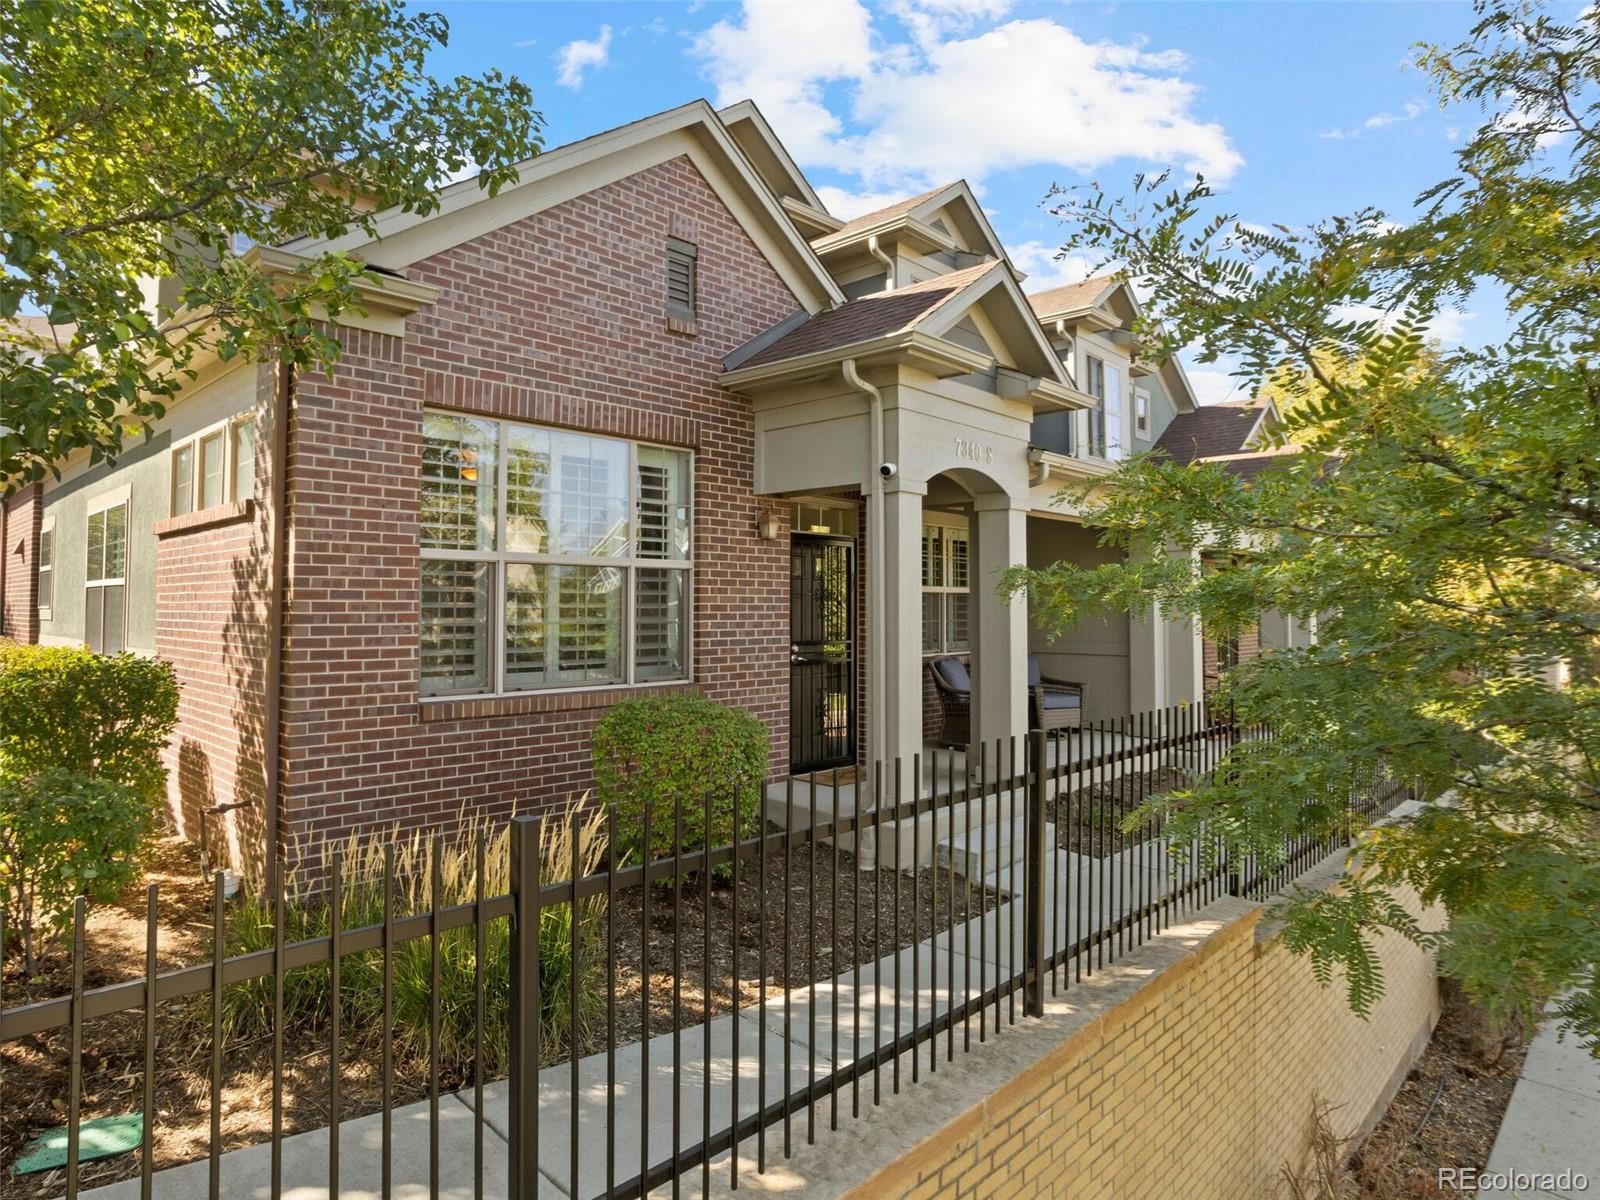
[737,262,997,368]
[723,260,1085,411]
[1027,275,1122,320]
[284,100,844,314]
[716,99,824,210]
[811,180,1007,262]
[1153,403,1271,464]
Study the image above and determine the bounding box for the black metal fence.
[1,703,1408,1199]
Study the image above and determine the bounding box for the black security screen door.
[789,535,856,773]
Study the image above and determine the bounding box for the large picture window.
[921,521,970,655]
[421,413,692,697]
[85,500,127,655]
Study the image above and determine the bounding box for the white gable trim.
[288,101,843,314]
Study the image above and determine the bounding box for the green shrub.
[0,767,154,969]
[223,802,608,1075]
[592,695,767,870]
[0,644,179,803]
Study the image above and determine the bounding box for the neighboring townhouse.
[2,98,1241,873]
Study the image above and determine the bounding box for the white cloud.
[555,25,613,90]
[813,184,922,221]
[694,3,875,163]
[693,3,1241,192]
[1321,98,1426,141]
[889,0,1013,50]
[1332,303,1476,345]
[1364,99,1425,130]
[1008,239,1105,292]
[1186,365,1249,407]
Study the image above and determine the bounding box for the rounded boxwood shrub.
[0,643,179,803]
[0,767,153,969]
[592,695,767,870]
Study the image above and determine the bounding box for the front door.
[789,535,856,773]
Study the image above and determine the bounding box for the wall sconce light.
[757,510,783,540]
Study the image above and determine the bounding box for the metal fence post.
[508,814,542,1198]
[1024,729,1048,1017]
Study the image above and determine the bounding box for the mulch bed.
[608,836,1003,1043]
[1048,767,1189,857]
[1344,979,1529,1198]
[2,827,1003,1198]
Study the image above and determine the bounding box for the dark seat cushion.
[1027,655,1042,686]
[1040,688,1081,710]
[934,656,971,693]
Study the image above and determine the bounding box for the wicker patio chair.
[1028,656,1085,732]
[928,656,972,748]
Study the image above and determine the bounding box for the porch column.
[871,481,927,771]
[970,493,1029,749]
[1129,602,1167,713]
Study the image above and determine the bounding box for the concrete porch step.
[933,817,1054,885]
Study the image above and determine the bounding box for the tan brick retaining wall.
[701,880,1439,1200]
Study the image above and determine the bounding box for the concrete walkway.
[1476,1016,1600,1199]
[69,842,1179,1200]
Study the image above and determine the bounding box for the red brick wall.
[279,155,802,854]
[1,484,41,643]
[154,362,277,878]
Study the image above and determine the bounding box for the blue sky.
[425,1,1546,402]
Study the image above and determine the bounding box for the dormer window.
[666,238,697,333]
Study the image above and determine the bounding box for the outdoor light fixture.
[757,510,782,540]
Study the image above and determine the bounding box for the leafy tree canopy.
[1,0,543,486]
[1005,1,1600,1046]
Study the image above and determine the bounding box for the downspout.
[866,234,894,292]
[262,359,292,871]
[841,358,884,769]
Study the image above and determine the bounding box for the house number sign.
[953,437,994,465]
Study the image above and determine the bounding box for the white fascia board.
[286,101,843,314]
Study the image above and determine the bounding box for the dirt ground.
[1342,981,1528,1198]
[1,828,1002,1198]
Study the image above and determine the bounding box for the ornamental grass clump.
[224,801,607,1075]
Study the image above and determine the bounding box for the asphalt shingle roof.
[821,183,955,242]
[1153,405,1265,465]
[1027,275,1119,318]
[737,261,999,369]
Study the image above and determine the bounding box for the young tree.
[1,0,543,485]
[1006,1,1600,1047]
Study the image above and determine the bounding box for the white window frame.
[921,515,970,657]
[37,513,55,620]
[85,487,130,654]
[171,413,256,516]
[1134,386,1151,437]
[420,411,695,699]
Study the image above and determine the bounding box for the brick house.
[0,99,1300,873]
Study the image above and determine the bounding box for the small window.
[171,444,195,516]
[86,502,127,655]
[666,238,697,324]
[921,521,970,655]
[37,521,54,615]
[1085,355,1107,457]
[1134,387,1151,436]
[171,412,255,516]
[199,431,226,509]
[232,417,257,503]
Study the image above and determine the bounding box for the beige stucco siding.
[39,362,257,652]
